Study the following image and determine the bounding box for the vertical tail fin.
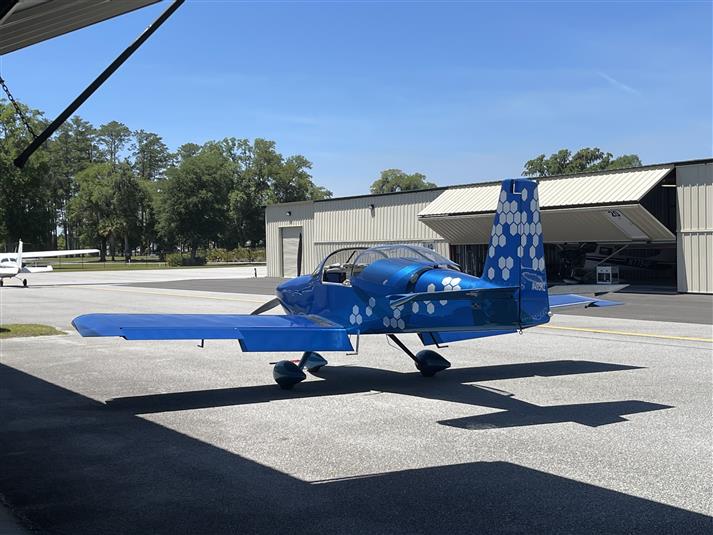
[482,179,549,325]
[15,239,23,269]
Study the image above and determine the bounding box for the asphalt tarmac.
[0,268,711,534]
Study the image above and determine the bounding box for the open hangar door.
[543,242,676,286]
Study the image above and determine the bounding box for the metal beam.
[13,0,184,168]
[0,0,18,25]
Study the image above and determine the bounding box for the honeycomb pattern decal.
[382,305,406,330]
[365,297,376,317]
[486,184,545,282]
[349,304,363,325]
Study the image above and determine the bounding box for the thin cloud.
[597,72,640,95]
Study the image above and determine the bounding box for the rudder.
[482,179,549,326]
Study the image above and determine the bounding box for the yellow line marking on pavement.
[81,285,270,304]
[538,324,712,343]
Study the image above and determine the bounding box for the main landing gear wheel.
[387,334,451,378]
[273,351,328,389]
[413,350,451,377]
[273,361,306,390]
[22,279,27,287]
[0,279,3,286]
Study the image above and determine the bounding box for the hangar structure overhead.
[0,0,183,168]
[417,165,676,244]
[0,0,161,55]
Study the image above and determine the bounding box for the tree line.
[0,100,331,260]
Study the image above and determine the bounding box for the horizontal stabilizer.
[548,284,628,296]
[389,286,518,309]
[549,294,622,309]
[72,313,353,352]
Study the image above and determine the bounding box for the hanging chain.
[0,75,38,139]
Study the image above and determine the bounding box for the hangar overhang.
[0,0,161,55]
[418,166,676,245]
[1,0,183,168]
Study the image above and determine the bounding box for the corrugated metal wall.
[265,190,448,277]
[313,190,444,242]
[677,163,713,293]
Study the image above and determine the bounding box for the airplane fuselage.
[276,259,532,337]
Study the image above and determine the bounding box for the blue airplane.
[73,178,624,389]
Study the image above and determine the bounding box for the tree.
[369,169,436,194]
[69,163,115,261]
[131,129,173,180]
[158,146,232,259]
[225,138,280,247]
[523,148,642,177]
[271,155,332,203]
[110,163,145,261]
[96,120,131,166]
[214,137,330,247]
[0,100,54,249]
[176,142,201,162]
[49,116,98,248]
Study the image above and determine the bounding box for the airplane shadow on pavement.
[108,360,672,429]
[1,362,708,535]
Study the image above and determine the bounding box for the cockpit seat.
[324,269,346,283]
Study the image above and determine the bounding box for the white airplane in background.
[0,240,99,287]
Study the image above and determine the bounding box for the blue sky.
[1,1,711,196]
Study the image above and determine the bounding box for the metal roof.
[418,165,673,218]
[0,0,160,56]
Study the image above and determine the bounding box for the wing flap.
[72,314,353,352]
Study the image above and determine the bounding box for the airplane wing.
[18,248,99,259]
[72,314,353,352]
[21,266,53,273]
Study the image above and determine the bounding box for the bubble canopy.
[353,245,456,268]
[315,244,459,285]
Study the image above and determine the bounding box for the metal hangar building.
[265,158,712,294]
